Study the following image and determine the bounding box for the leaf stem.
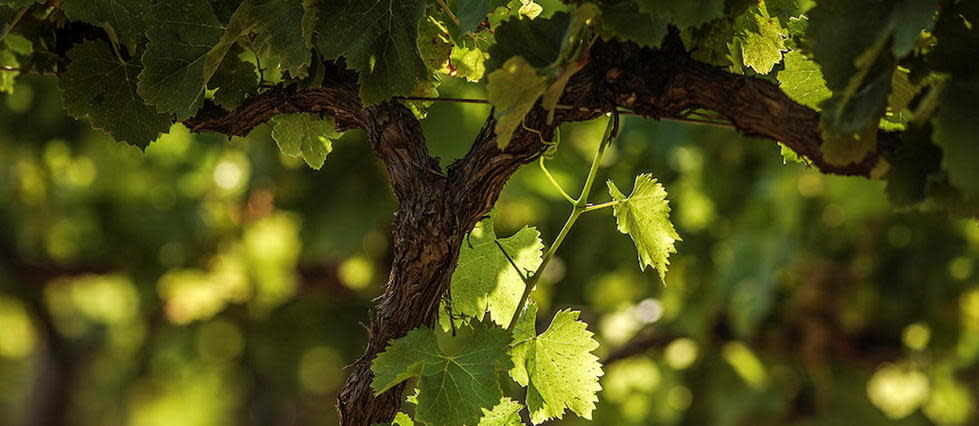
[575,112,619,207]
[507,113,621,329]
[0,4,30,42]
[507,207,581,330]
[582,199,623,213]
[436,0,461,26]
[539,156,576,205]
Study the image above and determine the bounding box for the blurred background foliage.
[1,71,978,426]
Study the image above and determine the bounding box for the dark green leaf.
[316,0,428,105]
[250,0,314,77]
[932,77,979,197]
[884,123,942,206]
[635,0,725,29]
[61,0,152,48]
[208,47,258,110]
[486,12,569,72]
[595,0,668,48]
[60,40,173,149]
[138,0,257,120]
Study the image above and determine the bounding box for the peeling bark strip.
[180,41,900,424]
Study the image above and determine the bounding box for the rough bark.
[330,99,586,425]
[179,40,902,425]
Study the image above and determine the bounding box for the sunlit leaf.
[607,174,681,281]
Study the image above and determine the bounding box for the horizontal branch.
[182,39,897,178]
[584,40,893,176]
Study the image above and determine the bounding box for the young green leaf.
[60,40,172,149]
[487,56,546,149]
[270,113,341,169]
[777,50,831,110]
[393,412,414,426]
[371,411,416,426]
[370,324,513,426]
[509,305,603,424]
[607,174,681,281]
[450,216,543,328]
[478,397,524,426]
[138,0,257,120]
[734,1,788,74]
[316,0,429,105]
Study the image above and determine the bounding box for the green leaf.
[316,0,428,105]
[0,34,26,93]
[370,324,513,426]
[450,216,543,327]
[928,2,979,77]
[777,50,831,109]
[733,1,787,74]
[767,0,814,23]
[635,0,724,29]
[509,307,603,424]
[884,123,942,206]
[595,0,668,48]
[270,113,341,169]
[608,174,681,280]
[61,0,152,48]
[486,12,569,72]
[393,412,414,426]
[487,56,546,149]
[818,56,893,166]
[449,42,488,81]
[250,0,313,77]
[370,329,429,395]
[807,0,938,165]
[808,0,936,90]
[60,40,173,149]
[880,68,923,131]
[209,47,259,110]
[138,0,257,120]
[932,78,979,197]
[418,14,453,73]
[478,397,524,426]
[778,142,807,165]
[456,0,489,36]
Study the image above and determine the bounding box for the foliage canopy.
[0,0,978,425]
